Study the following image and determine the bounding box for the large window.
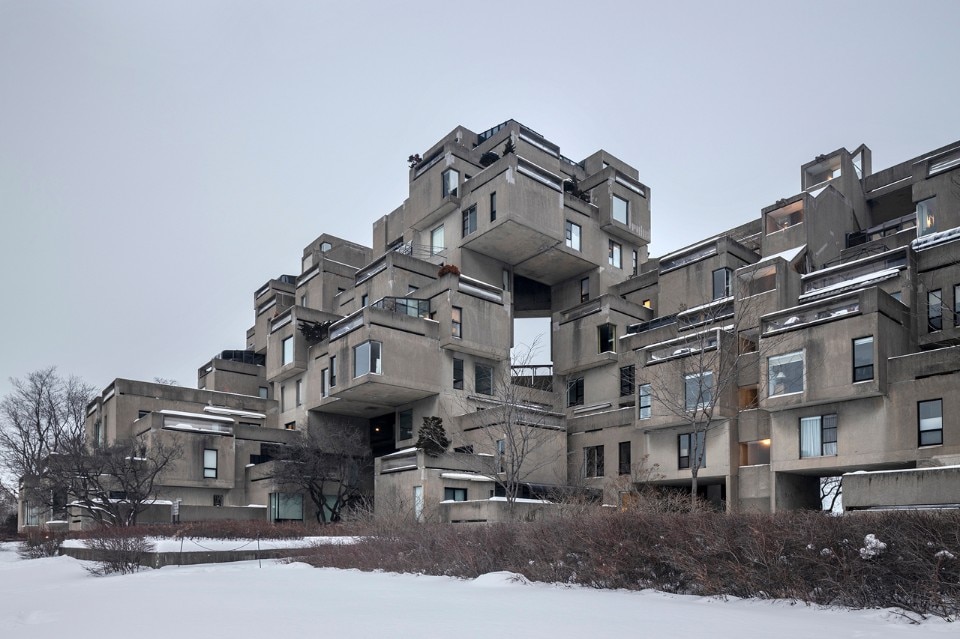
[618,441,631,475]
[282,336,293,365]
[398,409,413,440]
[584,445,604,478]
[567,376,584,407]
[444,487,467,502]
[441,168,459,198]
[917,196,937,236]
[453,358,464,390]
[462,205,477,237]
[928,289,942,331]
[800,414,837,457]
[684,372,713,411]
[638,383,652,419]
[475,363,493,396]
[353,341,382,377]
[619,365,635,397]
[452,307,462,338]
[565,221,582,251]
[919,399,943,446]
[612,195,629,225]
[678,432,706,469]
[853,337,874,382]
[431,225,444,255]
[270,493,303,522]
[712,268,732,300]
[598,323,616,353]
[608,240,622,268]
[203,449,217,479]
[768,351,804,396]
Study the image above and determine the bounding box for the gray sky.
[2,0,959,398]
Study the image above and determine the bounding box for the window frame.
[800,414,838,458]
[618,441,631,475]
[398,409,413,440]
[955,284,960,327]
[612,194,629,225]
[567,376,585,407]
[580,277,589,303]
[712,268,732,300]
[619,365,635,397]
[295,378,303,407]
[565,220,582,251]
[638,383,652,419]
[329,356,337,387]
[489,192,497,221]
[608,240,622,268]
[430,225,444,255]
[441,168,459,198]
[916,196,937,236]
[452,306,462,339]
[584,445,604,478]
[281,336,293,365]
[768,351,804,397]
[852,336,874,382]
[598,323,616,353]
[684,371,714,412]
[462,205,477,237]
[453,357,464,390]
[203,448,218,479]
[475,363,494,396]
[678,432,706,470]
[918,399,943,447]
[353,340,383,378]
[443,487,467,502]
[928,289,942,332]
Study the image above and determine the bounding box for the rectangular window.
[203,449,218,479]
[584,445,604,478]
[917,197,937,236]
[462,205,477,237]
[632,250,638,276]
[608,240,622,268]
[353,341,382,377]
[955,284,960,327]
[321,369,329,397]
[496,439,505,473]
[444,487,467,502]
[398,409,413,440]
[280,384,287,412]
[295,378,303,406]
[768,351,804,396]
[684,372,714,411]
[453,358,464,390]
[282,336,293,365]
[475,363,493,395]
[800,414,837,457]
[612,195,629,225]
[567,376,584,407]
[330,356,337,387]
[258,386,269,399]
[580,277,589,303]
[678,432,706,469]
[213,494,223,507]
[712,268,732,300]
[285,421,295,430]
[919,399,943,446]
[853,336,874,382]
[452,306,462,338]
[638,383,652,419]
[619,365,635,397]
[441,168,459,198]
[431,225,444,255]
[598,323,616,353]
[490,192,497,221]
[618,441,631,475]
[270,493,303,522]
[928,289,942,331]
[565,221,582,251]
[361,294,368,307]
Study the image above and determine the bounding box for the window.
[712,268,732,300]
[567,376,584,407]
[740,439,771,465]
[212,494,223,507]
[928,289,942,331]
[632,250,638,276]
[441,168,459,198]
[598,323,616,353]
[444,487,467,502]
[282,336,293,365]
[684,372,713,411]
[280,384,288,411]
[955,285,960,327]
[320,241,332,252]
[353,341,382,377]
[619,365,635,397]
[638,383,652,419]
[584,445,604,478]
[678,432,706,469]
[490,192,497,221]
[580,278,589,303]
[853,337,874,382]
[612,194,629,225]
[295,378,303,406]
[258,386,269,399]
[138,409,150,419]
[452,306,462,338]
[768,351,804,396]
[321,368,329,397]
[496,439,505,473]
[285,421,296,430]
[462,205,477,237]
[330,356,337,387]
[608,240,622,268]
[565,221,581,251]
[917,196,937,236]
[300,293,308,307]
[919,399,943,446]
[800,414,837,457]
[398,409,413,440]
[203,449,217,479]
[618,441,631,475]
[361,294,368,307]
[270,493,303,522]
[453,358,464,389]
[431,225,444,255]
[475,363,493,395]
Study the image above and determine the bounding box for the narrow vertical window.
[852,337,874,382]
[452,307,462,338]
[928,289,942,331]
[916,197,937,236]
[638,384,652,419]
[598,324,616,353]
[361,294,368,308]
[475,364,493,395]
[462,205,477,237]
[565,221,581,251]
[321,369,329,397]
[618,441,631,475]
[398,409,413,440]
[678,432,706,469]
[441,169,459,198]
[431,225,445,255]
[955,284,960,327]
[712,268,732,300]
[584,445,605,477]
[567,377,584,407]
[608,240,622,268]
[203,449,218,479]
[282,336,293,365]
[453,358,464,389]
[619,365,635,396]
[490,192,497,221]
[329,356,337,387]
[632,250,638,276]
[918,399,943,446]
[612,195,629,225]
[295,378,302,406]
[580,277,589,303]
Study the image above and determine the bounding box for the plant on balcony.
[407,153,422,168]
[502,139,515,156]
[479,151,500,167]
[437,264,460,277]
[416,416,450,457]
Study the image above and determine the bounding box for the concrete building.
[22,121,960,530]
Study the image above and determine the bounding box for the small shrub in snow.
[17,529,65,559]
[85,535,155,576]
[858,533,887,560]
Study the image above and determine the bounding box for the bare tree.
[271,425,371,524]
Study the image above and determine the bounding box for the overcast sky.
[2,0,959,398]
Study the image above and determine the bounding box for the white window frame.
[768,351,804,397]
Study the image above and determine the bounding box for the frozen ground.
[0,542,953,638]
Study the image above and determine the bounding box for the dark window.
[928,289,942,331]
[138,410,150,419]
[638,384,652,419]
[567,377,584,407]
[584,445,604,477]
[678,432,706,469]
[853,336,874,382]
[632,250,638,276]
[619,365,635,397]
[213,494,224,507]
[453,358,464,390]
[598,323,616,353]
[444,487,467,502]
[475,364,493,396]
[398,409,413,440]
[462,205,477,237]
[580,278,589,303]
[712,268,732,300]
[329,356,337,387]
[490,192,497,221]
[800,414,837,457]
[618,441,631,475]
[919,399,943,446]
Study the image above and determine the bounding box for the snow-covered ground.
[61,535,359,553]
[0,541,953,638]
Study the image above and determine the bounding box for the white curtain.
[800,417,820,457]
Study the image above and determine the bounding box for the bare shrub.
[17,528,66,559]
[85,535,155,576]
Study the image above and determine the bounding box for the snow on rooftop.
[798,268,900,302]
[440,472,493,482]
[380,447,418,459]
[158,409,234,423]
[753,244,806,267]
[911,227,960,251]
[844,464,960,476]
[203,406,266,419]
